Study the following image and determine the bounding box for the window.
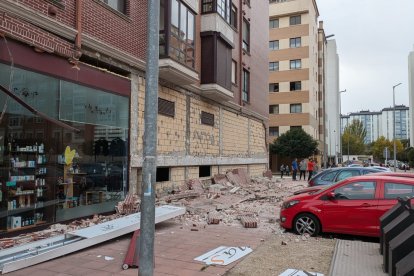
[290,59,301,69]
[230,4,237,29]
[242,69,249,102]
[269,127,279,137]
[231,60,237,84]
[290,15,301,25]
[290,37,301,48]
[156,167,170,182]
[269,83,279,92]
[201,111,214,126]
[269,105,279,114]
[290,104,302,113]
[333,181,376,200]
[321,171,337,182]
[384,183,414,199]
[101,0,126,14]
[269,40,279,50]
[290,81,301,91]
[199,166,211,177]
[269,62,279,71]
[242,19,250,52]
[335,170,360,182]
[269,19,279,28]
[158,98,175,117]
[160,0,196,68]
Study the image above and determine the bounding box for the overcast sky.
[316,0,414,114]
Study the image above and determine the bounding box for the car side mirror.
[327,192,336,199]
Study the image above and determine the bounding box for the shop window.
[158,98,175,118]
[201,111,214,126]
[156,167,170,182]
[160,0,195,68]
[199,165,211,177]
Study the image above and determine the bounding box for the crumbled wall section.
[190,97,220,156]
[222,110,249,156]
[248,164,267,177]
[157,87,186,154]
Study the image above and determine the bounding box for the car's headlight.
[282,200,300,209]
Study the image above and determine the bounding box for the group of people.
[280,158,319,181]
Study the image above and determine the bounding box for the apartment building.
[0,0,268,235]
[268,0,324,170]
[340,105,410,144]
[409,46,414,147]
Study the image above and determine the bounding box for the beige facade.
[269,0,325,170]
[132,77,267,194]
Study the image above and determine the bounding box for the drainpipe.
[239,0,243,106]
[75,0,82,53]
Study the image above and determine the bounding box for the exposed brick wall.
[249,119,267,155]
[222,110,249,156]
[189,97,220,156]
[157,87,186,154]
[13,0,147,60]
[248,164,267,177]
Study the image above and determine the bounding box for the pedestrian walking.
[292,158,298,180]
[299,159,307,180]
[285,165,290,176]
[307,158,315,181]
[314,160,319,173]
[280,164,285,178]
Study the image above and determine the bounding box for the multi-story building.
[340,105,410,144]
[0,0,268,235]
[409,46,414,147]
[268,0,324,170]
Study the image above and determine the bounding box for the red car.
[280,175,414,237]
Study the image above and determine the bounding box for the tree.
[371,136,392,161]
[341,119,366,155]
[407,147,414,167]
[269,128,318,158]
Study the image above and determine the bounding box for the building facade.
[268,0,324,170]
[341,106,410,144]
[409,46,414,147]
[0,0,268,235]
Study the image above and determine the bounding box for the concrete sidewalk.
[329,239,386,276]
[5,221,270,276]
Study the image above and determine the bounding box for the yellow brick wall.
[189,97,220,156]
[222,110,249,156]
[248,164,267,177]
[250,119,267,155]
[157,87,187,154]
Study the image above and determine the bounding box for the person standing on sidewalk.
[280,164,285,178]
[299,159,307,180]
[292,158,298,181]
[307,158,315,181]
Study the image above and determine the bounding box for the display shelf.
[7,221,46,232]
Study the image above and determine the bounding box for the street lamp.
[393,82,402,172]
[339,89,346,164]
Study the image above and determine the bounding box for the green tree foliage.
[407,147,414,167]
[269,128,318,158]
[341,119,366,155]
[371,136,405,162]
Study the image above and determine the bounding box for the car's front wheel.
[293,213,320,236]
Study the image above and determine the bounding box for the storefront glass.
[0,63,129,233]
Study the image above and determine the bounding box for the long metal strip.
[0,205,185,274]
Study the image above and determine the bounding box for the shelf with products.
[3,141,48,231]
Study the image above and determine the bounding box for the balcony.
[158,58,199,85]
[199,83,233,101]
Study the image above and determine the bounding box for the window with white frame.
[269,62,279,71]
[290,59,301,69]
[290,15,301,25]
[269,40,279,50]
[290,37,301,48]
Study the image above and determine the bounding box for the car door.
[378,181,414,218]
[320,180,379,236]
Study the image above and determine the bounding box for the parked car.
[398,163,410,170]
[308,167,383,187]
[280,175,414,237]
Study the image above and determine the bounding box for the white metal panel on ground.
[194,246,252,266]
[329,240,387,276]
[1,205,185,274]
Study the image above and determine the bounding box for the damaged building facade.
[0,0,268,234]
